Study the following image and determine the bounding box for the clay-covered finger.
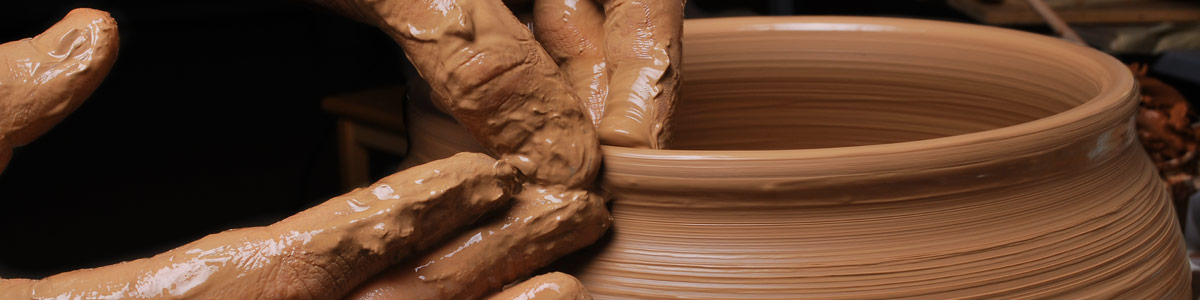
[533,0,609,126]
[344,185,612,300]
[315,0,602,188]
[282,152,521,266]
[0,8,119,173]
[266,152,523,299]
[7,152,520,300]
[485,272,592,300]
[593,0,683,149]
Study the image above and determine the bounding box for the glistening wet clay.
[311,1,615,298]
[532,0,609,126]
[0,153,520,300]
[1,3,616,299]
[345,185,610,300]
[590,0,682,149]
[399,17,1192,298]
[0,8,118,173]
[532,0,683,149]
[484,272,592,300]
[317,0,601,189]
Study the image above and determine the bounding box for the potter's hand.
[1,153,522,300]
[533,0,683,149]
[318,0,601,189]
[0,7,599,300]
[0,8,118,174]
[344,184,609,300]
[313,0,613,298]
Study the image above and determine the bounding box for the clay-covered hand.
[344,184,609,300]
[0,5,611,300]
[533,0,684,149]
[311,0,615,298]
[318,0,602,189]
[0,8,119,174]
[0,152,522,300]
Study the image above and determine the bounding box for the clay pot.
[402,16,1189,298]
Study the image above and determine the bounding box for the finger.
[0,8,118,173]
[593,0,683,149]
[344,185,611,300]
[284,152,521,265]
[13,152,520,300]
[316,0,602,188]
[533,0,609,126]
[485,272,592,300]
[270,152,522,299]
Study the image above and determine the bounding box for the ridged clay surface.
[400,16,1191,299]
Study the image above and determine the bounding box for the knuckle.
[266,254,350,300]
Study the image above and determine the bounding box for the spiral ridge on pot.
[402,17,1190,299]
[584,17,1189,299]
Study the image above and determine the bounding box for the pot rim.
[603,16,1137,178]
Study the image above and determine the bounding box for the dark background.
[0,0,1131,279]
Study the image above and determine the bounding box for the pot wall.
[401,17,1189,299]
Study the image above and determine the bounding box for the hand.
[318,0,603,189]
[533,0,684,149]
[313,0,616,298]
[3,152,522,300]
[2,11,522,299]
[0,5,615,300]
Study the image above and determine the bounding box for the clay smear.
[533,0,609,127]
[533,0,683,149]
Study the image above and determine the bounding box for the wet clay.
[591,0,682,149]
[311,1,615,298]
[0,153,519,300]
[532,0,609,126]
[344,184,611,300]
[399,17,1191,298]
[484,272,592,300]
[0,8,118,173]
[316,0,601,189]
[533,0,683,149]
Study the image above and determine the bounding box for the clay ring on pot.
[402,16,1190,299]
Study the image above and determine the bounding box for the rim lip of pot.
[602,16,1137,180]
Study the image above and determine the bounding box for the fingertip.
[38,8,119,49]
[485,272,592,300]
[597,118,651,148]
[3,8,121,146]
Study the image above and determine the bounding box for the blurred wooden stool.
[321,85,408,190]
